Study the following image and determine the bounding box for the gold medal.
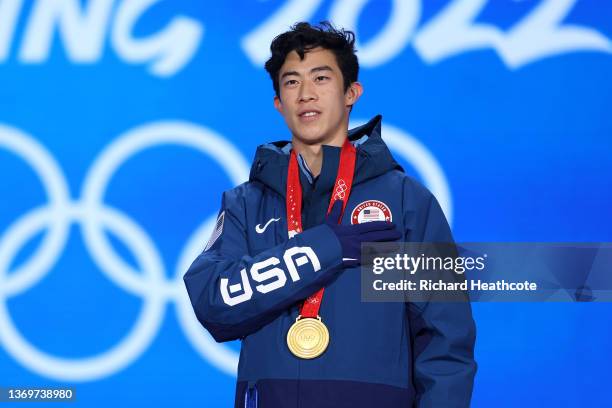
[287,315,329,359]
[284,140,354,360]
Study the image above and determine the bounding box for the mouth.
[298,110,321,123]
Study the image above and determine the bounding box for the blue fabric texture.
[325,199,401,267]
[184,115,477,407]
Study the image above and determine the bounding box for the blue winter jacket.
[184,115,477,407]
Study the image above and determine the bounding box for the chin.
[292,127,328,144]
[294,132,328,146]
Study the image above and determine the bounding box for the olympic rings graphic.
[334,179,348,200]
[0,121,249,381]
[0,119,451,382]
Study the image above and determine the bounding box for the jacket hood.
[249,115,403,198]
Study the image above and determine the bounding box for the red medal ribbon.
[286,138,357,318]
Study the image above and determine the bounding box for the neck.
[292,132,347,177]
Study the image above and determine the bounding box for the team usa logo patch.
[351,200,392,224]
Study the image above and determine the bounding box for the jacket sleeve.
[403,178,477,408]
[183,188,343,343]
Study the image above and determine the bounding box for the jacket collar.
[249,115,403,198]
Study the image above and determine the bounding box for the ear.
[345,81,363,108]
[274,95,283,114]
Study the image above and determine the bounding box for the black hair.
[264,21,359,99]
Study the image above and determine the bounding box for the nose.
[298,79,317,103]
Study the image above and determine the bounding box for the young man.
[184,22,476,407]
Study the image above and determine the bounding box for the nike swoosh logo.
[255,218,281,234]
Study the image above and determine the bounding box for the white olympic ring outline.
[350,120,453,224]
[334,179,348,200]
[0,118,451,381]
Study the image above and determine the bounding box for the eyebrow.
[280,65,334,80]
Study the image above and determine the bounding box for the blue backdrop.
[1,0,611,406]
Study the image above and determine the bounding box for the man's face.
[274,47,361,145]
